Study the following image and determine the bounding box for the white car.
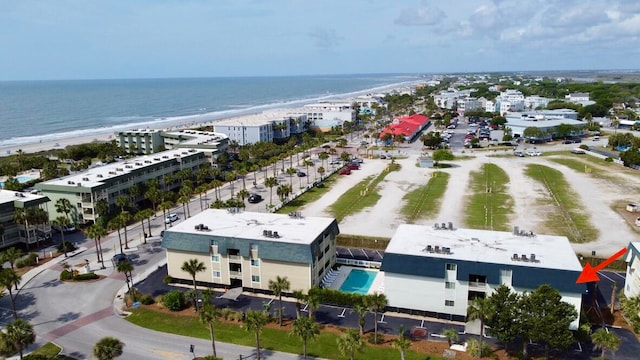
[165,213,179,224]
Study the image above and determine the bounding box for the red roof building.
[379,114,430,142]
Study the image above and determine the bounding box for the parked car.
[571,149,586,154]
[379,154,386,159]
[54,225,77,234]
[247,194,263,203]
[329,159,342,165]
[297,171,306,177]
[351,158,364,164]
[112,253,129,265]
[563,140,573,144]
[514,151,525,157]
[339,167,351,175]
[347,163,360,170]
[165,213,179,224]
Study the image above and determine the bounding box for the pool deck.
[327,265,385,295]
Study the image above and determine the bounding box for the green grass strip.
[401,171,450,223]
[24,342,74,360]
[126,307,438,360]
[276,174,338,214]
[524,164,599,243]
[329,164,401,221]
[464,163,513,231]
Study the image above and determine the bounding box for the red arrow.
[576,247,627,284]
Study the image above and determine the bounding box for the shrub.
[579,144,589,150]
[57,241,77,254]
[162,275,173,285]
[154,295,164,306]
[74,273,99,281]
[60,270,74,281]
[139,293,155,305]
[162,290,186,311]
[16,253,38,268]
[467,338,492,358]
[605,157,614,162]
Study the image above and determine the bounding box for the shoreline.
[0,80,422,157]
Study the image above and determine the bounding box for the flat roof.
[506,118,584,128]
[215,113,291,127]
[165,130,228,146]
[0,189,48,206]
[385,224,582,271]
[168,209,336,245]
[39,148,203,188]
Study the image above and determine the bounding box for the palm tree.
[225,172,237,197]
[352,302,368,336]
[591,328,621,359]
[87,223,107,269]
[237,188,250,202]
[116,261,134,291]
[305,290,320,320]
[290,316,319,359]
[199,303,221,358]
[237,168,249,190]
[365,292,388,344]
[55,198,73,222]
[293,290,305,319]
[268,276,290,326]
[181,258,206,311]
[303,160,314,184]
[195,184,209,211]
[93,336,124,360]
[244,310,269,360]
[1,247,23,273]
[265,177,278,206]
[2,318,35,360]
[392,334,411,360]
[318,151,329,169]
[107,216,125,254]
[443,328,459,346]
[139,208,155,239]
[286,167,297,188]
[158,200,174,230]
[52,216,71,257]
[119,211,132,249]
[144,187,162,213]
[337,329,364,360]
[12,209,31,250]
[317,166,326,180]
[0,268,21,319]
[467,297,494,359]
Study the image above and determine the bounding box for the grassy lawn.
[24,342,75,360]
[126,307,439,360]
[401,171,450,223]
[276,174,338,214]
[524,164,599,243]
[337,234,390,250]
[329,164,400,221]
[464,163,513,231]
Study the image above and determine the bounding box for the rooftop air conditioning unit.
[97,174,103,178]
[162,156,169,159]
[82,177,89,181]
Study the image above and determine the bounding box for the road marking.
[597,271,615,282]
[41,306,113,341]
[338,308,346,318]
[151,349,186,360]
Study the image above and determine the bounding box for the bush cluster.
[139,294,155,305]
[15,253,38,268]
[59,270,98,281]
[162,290,186,311]
[309,287,364,307]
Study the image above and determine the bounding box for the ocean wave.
[0,77,423,148]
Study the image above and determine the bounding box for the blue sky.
[1,0,639,80]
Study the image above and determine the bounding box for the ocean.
[0,74,423,147]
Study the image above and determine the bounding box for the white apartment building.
[116,129,229,157]
[162,209,340,292]
[381,224,583,329]
[625,242,640,298]
[565,93,590,103]
[434,89,475,110]
[35,149,207,224]
[0,189,51,249]
[296,101,356,132]
[524,95,552,110]
[456,97,482,113]
[496,89,525,113]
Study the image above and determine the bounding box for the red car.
[347,163,360,170]
[339,167,351,175]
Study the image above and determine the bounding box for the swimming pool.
[0,176,34,188]
[339,269,377,295]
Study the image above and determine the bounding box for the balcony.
[229,270,242,279]
[227,254,242,263]
[467,281,488,291]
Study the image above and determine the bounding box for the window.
[250,244,258,250]
[445,300,455,307]
[212,270,221,278]
[251,259,260,266]
[445,282,455,289]
[210,239,219,246]
[446,263,457,271]
[251,275,260,282]
[500,269,512,277]
[211,255,220,262]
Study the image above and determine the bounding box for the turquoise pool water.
[339,269,377,295]
[0,176,34,188]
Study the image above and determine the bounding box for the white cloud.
[394,4,446,26]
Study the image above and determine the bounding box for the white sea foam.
[0,78,422,148]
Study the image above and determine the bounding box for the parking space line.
[598,271,615,282]
[378,314,386,324]
[301,304,308,313]
[338,308,346,318]
[418,319,426,329]
[611,271,626,280]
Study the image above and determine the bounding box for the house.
[381,224,583,329]
[162,209,340,292]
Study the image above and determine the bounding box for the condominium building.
[381,224,583,329]
[162,209,340,292]
[116,129,229,157]
[625,242,640,298]
[0,189,51,249]
[299,101,356,132]
[505,109,583,140]
[35,149,207,224]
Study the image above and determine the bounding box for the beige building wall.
[257,259,312,291]
[166,250,212,284]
